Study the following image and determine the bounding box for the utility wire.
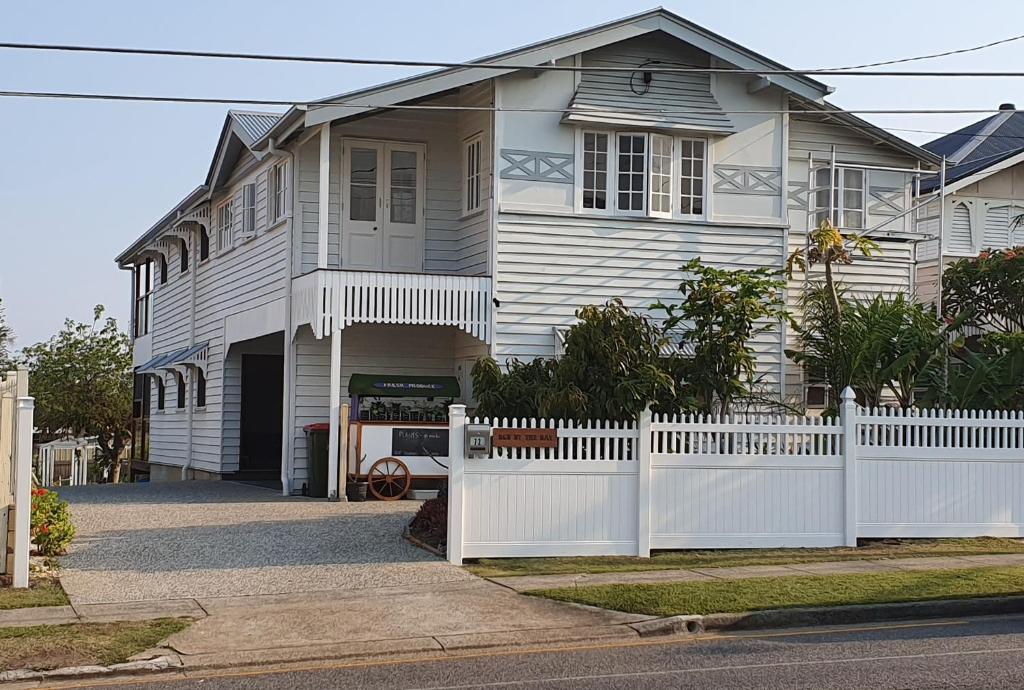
[0,90,1021,117]
[827,32,1024,70]
[5,40,1024,77]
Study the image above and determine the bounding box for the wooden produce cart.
[344,373,457,500]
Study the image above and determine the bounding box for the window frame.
[270,160,289,224]
[811,166,867,231]
[156,375,165,411]
[159,254,168,285]
[241,183,257,236]
[133,260,153,338]
[179,238,190,275]
[216,199,233,253]
[462,134,483,215]
[575,129,709,221]
[175,371,186,410]
[580,131,610,212]
[195,369,206,408]
[199,227,211,262]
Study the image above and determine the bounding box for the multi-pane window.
[581,131,707,218]
[390,149,418,224]
[133,260,153,338]
[464,136,482,213]
[649,135,673,216]
[271,161,288,222]
[241,183,256,235]
[679,139,706,216]
[582,132,609,210]
[812,167,865,230]
[616,134,646,212]
[216,200,233,251]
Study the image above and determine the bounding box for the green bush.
[30,488,75,556]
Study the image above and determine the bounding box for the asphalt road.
[54,615,1024,689]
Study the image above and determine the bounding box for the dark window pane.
[595,191,606,209]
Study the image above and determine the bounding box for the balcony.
[291,270,493,343]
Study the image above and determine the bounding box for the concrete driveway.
[57,481,474,605]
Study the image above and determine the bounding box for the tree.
[472,300,682,420]
[651,259,788,415]
[943,247,1024,333]
[20,306,133,482]
[787,219,880,319]
[0,298,12,371]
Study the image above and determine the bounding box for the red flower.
[39,524,50,535]
[980,251,991,260]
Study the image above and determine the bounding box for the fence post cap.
[840,387,856,403]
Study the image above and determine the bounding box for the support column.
[326,327,342,501]
[447,404,467,565]
[317,123,331,270]
[13,397,34,588]
[840,386,858,547]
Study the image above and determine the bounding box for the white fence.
[446,390,1024,564]
[35,439,94,487]
[0,370,33,587]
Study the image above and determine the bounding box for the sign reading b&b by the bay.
[492,428,558,448]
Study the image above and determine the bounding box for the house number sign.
[492,428,558,448]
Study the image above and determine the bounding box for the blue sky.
[3,0,1024,347]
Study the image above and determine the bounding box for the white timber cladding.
[785,109,919,406]
[146,150,291,474]
[288,324,486,491]
[294,85,493,277]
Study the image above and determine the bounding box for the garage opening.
[225,333,284,488]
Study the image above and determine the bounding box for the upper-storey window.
[195,369,206,408]
[159,255,168,285]
[179,238,190,274]
[241,183,257,237]
[133,259,153,338]
[578,130,707,219]
[812,166,865,230]
[175,371,186,409]
[464,135,483,213]
[270,161,289,223]
[216,199,233,252]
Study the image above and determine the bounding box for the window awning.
[348,373,460,399]
[135,342,209,374]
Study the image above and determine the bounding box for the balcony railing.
[292,270,492,343]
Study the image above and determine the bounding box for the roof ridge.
[948,110,1015,164]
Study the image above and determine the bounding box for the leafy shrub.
[944,247,1024,333]
[409,497,447,550]
[30,488,75,556]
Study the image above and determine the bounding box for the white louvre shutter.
[948,203,973,254]
[984,205,1011,250]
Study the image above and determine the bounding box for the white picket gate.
[446,391,1024,564]
[36,439,94,487]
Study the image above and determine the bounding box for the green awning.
[348,373,460,398]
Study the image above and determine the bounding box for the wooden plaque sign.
[492,427,558,448]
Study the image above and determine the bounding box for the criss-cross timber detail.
[499,149,574,183]
[868,187,904,216]
[788,181,809,210]
[713,165,782,196]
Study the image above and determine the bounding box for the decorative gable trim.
[500,149,574,184]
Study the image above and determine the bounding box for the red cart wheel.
[367,457,411,501]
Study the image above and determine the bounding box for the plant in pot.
[346,472,368,502]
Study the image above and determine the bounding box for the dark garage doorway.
[238,353,284,483]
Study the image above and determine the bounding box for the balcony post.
[317,123,331,270]
[326,326,342,501]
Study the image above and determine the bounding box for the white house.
[116,9,938,494]
[914,103,1024,304]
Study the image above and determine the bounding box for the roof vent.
[999,103,1017,111]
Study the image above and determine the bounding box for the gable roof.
[255,7,837,146]
[922,108,1024,191]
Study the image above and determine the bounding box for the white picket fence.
[35,439,94,487]
[445,390,1024,564]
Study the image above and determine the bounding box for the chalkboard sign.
[391,427,450,457]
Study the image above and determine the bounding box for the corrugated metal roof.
[229,111,282,145]
[922,110,1024,190]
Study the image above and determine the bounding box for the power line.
[0,90,1021,117]
[829,32,1024,70]
[5,40,1024,77]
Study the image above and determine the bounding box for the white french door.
[342,140,425,272]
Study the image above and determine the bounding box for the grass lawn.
[0,580,69,610]
[532,566,1024,617]
[467,537,1024,578]
[0,618,191,671]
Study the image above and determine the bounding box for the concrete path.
[489,553,1024,592]
[56,481,474,604]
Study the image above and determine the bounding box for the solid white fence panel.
[856,407,1024,538]
[648,411,847,549]
[458,415,641,558]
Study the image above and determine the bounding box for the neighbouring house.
[115,9,939,493]
[914,103,1024,305]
